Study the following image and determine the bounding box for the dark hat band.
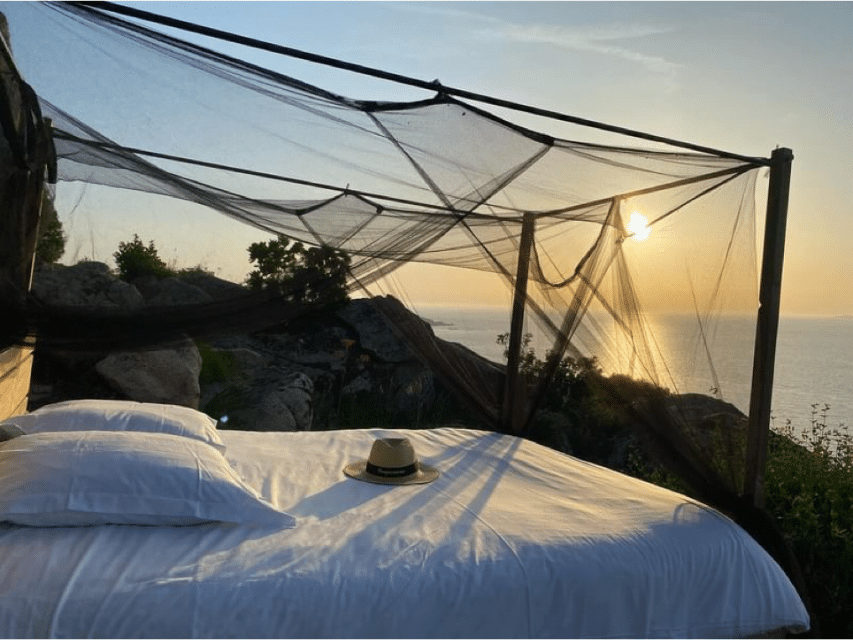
[366,461,418,478]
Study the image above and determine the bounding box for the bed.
[0,400,809,638]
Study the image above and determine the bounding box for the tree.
[35,191,66,264]
[246,235,350,306]
[113,234,172,282]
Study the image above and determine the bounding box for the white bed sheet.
[0,427,808,638]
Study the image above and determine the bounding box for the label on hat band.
[366,462,418,478]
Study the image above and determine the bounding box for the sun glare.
[628,212,651,242]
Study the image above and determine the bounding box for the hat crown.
[344,436,439,484]
[368,438,417,468]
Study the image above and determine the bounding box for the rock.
[28,258,487,431]
[175,271,247,300]
[253,371,314,431]
[95,339,202,408]
[664,393,748,445]
[336,299,414,363]
[388,362,436,421]
[222,371,314,432]
[31,261,144,310]
[222,347,267,373]
[133,276,213,306]
[613,392,752,479]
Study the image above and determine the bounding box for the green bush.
[35,192,66,264]
[246,235,350,306]
[113,234,173,282]
[197,341,241,385]
[763,405,853,638]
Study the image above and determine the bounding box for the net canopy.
[3,2,769,442]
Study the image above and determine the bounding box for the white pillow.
[0,424,23,443]
[0,399,224,452]
[0,431,296,528]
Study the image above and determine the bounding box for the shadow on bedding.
[286,432,519,539]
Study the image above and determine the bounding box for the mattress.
[0,427,809,638]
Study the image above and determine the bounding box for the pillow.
[0,399,224,452]
[0,424,23,443]
[0,431,296,528]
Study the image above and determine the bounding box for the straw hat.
[344,437,439,485]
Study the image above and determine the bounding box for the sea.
[415,304,853,434]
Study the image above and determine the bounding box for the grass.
[197,341,241,385]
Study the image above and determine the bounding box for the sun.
[627,211,651,242]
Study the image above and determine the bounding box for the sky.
[3,1,852,317]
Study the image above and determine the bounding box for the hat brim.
[343,460,439,485]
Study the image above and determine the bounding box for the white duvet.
[0,427,808,638]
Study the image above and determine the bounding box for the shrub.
[763,405,853,638]
[113,234,173,281]
[197,341,241,385]
[35,192,66,264]
[246,235,350,306]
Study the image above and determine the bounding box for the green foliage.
[197,341,241,385]
[497,331,604,411]
[246,235,350,306]
[113,234,172,281]
[35,192,66,264]
[175,264,215,277]
[497,331,648,457]
[763,405,853,638]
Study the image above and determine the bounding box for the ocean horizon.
[414,303,852,433]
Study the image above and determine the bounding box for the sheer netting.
[2,2,769,431]
[1,3,813,616]
[3,2,771,465]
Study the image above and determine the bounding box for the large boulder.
[203,363,314,431]
[31,261,144,310]
[174,271,247,300]
[95,339,203,408]
[132,276,212,306]
[246,371,314,431]
[664,393,748,445]
[336,298,414,363]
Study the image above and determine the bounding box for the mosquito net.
[1,3,813,607]
[3,2,769,458]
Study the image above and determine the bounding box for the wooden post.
[744,147,793,506]
[502,212,535,434]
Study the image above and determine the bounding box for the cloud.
[395,5,682,81]
[485,23,682,77]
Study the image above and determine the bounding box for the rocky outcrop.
[30,264,207,409]
[665,393,747,437]
[601,391,753,477]
[27,261,758,471]
[199,298,466,431]
[238,371,314,432]
[95,339,203,409]
[336,300,413,363]
[28,263,478,429]
[173,270,247,300]
[132,275,212,306]
[32,262,144,310]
